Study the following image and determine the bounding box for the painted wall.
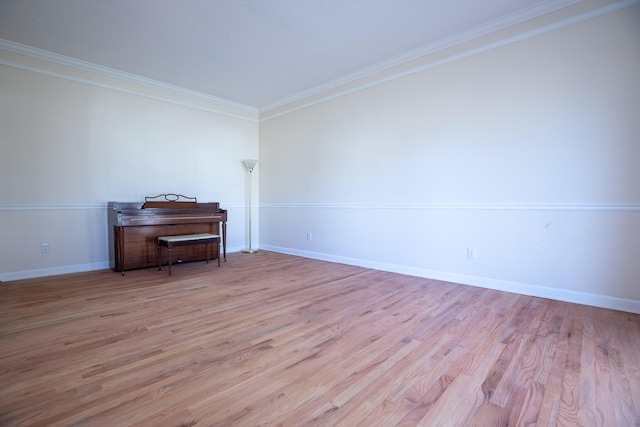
[2,3,638,314]
[0,49,259,280]
[259,5,640,312]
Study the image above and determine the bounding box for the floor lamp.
[242,159,258,253]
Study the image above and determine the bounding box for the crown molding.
[259,0,581,114]
[2,0,637,124]
[259,0,638,120]
[0,39,259,122]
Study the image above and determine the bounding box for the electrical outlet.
[307,232,312,241]
[41,243,49,253]
[467,247,476,259]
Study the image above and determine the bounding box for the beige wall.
[259,5,640,311]
[2,3,639,313]
[0,50,259,279]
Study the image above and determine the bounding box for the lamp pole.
[242,159,258,253]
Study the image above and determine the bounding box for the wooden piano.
[108,194,227,274]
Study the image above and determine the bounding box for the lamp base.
[242,249,258,253]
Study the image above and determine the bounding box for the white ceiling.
[0,0,578,110]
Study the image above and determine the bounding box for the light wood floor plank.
[1,251,639,426]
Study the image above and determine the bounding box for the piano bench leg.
[157,243,173,275]
[158,237,219,275]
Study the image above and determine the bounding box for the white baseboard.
[4,246,638,315]
[0,262,111,282]
[0,246,248,282]
[261,245,640,314]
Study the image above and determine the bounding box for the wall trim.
[0,203,247,211]
[0,261,111,282]
[0,247,247,282]
[259,203,640,212]
[260,0,639,120]
[0,204,107,211]
[261,245,640,314]
[0,41,259,123]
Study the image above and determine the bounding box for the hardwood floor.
[1,251,639,426]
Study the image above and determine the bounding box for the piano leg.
[116,226,125,276]
[222,222,227,261]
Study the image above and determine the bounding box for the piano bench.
[157,233,220,276]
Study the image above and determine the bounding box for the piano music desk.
[157,233,220,275]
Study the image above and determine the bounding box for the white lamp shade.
[243,159,258,170]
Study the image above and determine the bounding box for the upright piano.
[108,194,227,274]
